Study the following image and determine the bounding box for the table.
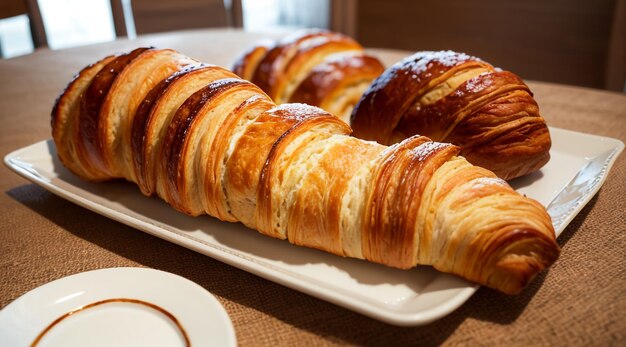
[1,29,625,346]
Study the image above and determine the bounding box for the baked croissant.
[350,51,552,180]
[52,47,559,294]
[232,29,385,124]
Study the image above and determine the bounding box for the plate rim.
[543,127,624,236]
[0,267,237,347]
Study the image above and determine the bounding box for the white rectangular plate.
[4,127,623,326]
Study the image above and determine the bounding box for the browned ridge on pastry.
[232,29,385,124]
[51,47,559,295]
[351,50,552,180]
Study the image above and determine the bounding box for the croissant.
[350,50,552,180]
[232,29,385,124]
[51,47,559,294]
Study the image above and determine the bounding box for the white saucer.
[0,267,236,347]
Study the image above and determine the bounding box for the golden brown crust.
[251,31,362,103]
[233,30,384,120]
[289,54,385,120]
[283,136,378,255]
[274,38,362,104]
[224,105,309,230]
[162,78,249,214]
[132,64,208,194]
[146,65,237,198]
[204,94,275,221]
[102,49,198,182]
[477,226,559,294]
[77,48,149,180]
[249,30,331,100]
[351,51,551,180]
[255,104,351,239]
[232,40,273,81]
[51,54,116,180]
[364,137,461,268]
[52,48,560,294]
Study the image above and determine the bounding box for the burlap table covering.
[1,29,624,346]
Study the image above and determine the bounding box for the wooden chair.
[110,0,243,38]
[0,0,47,48]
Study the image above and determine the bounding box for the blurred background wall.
[345,0,624,92]
[0,0,623,92]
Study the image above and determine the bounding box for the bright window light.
[242,0,329,31]
[38,0,116,50]
[0,15,34,58]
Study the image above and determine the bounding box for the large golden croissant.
[51,47,559,294]
[232,29,385,124]
[351,51,552,180]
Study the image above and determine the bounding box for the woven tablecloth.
[1,29,624,346]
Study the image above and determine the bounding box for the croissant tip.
[487,234,560,295]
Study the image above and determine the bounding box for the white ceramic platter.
[4,127,623,326]
[0,267,236,347]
